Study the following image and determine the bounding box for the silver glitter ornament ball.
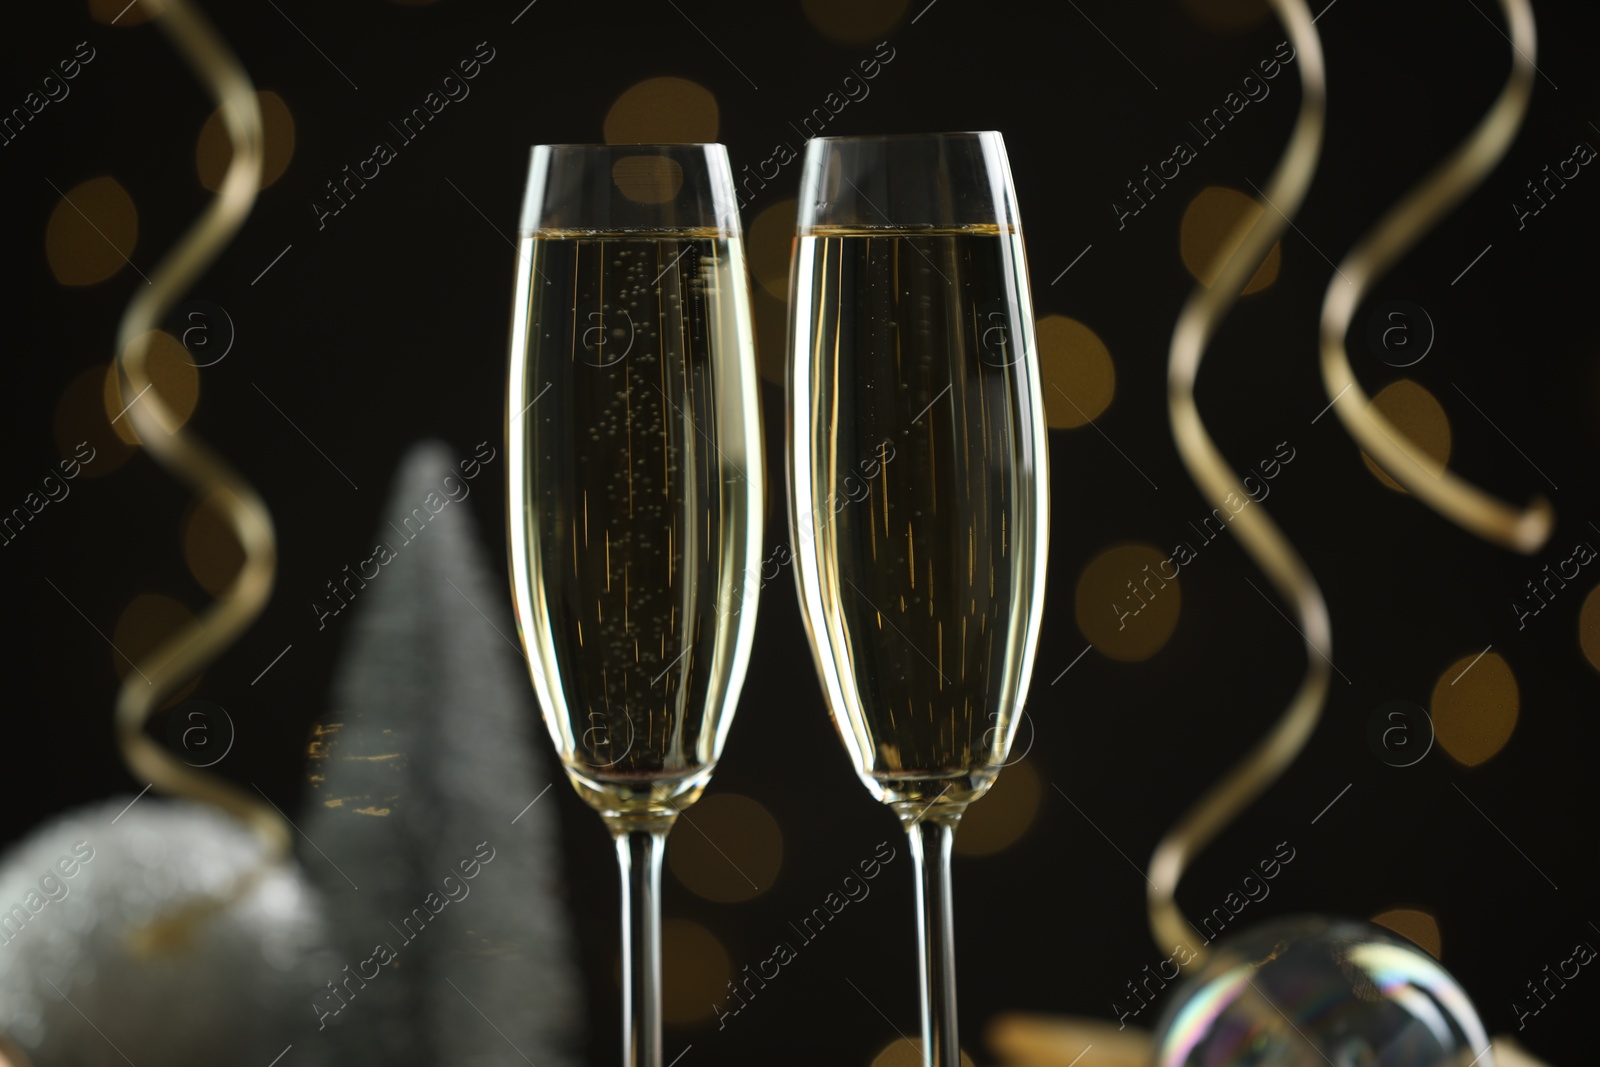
[1153,916,1493,1067]
[0,796,328,1067]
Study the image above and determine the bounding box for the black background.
[2,0,1598,1064]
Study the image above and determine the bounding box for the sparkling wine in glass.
[506,143,763,1067]
[786,132,1049,1067]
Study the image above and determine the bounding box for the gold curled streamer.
[1148,0,1327,964]
[1320,0,1551,553]
[111,0,289,885]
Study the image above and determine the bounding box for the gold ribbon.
[112,0,288,884]
[1319,0,1551,553]
[1149,0,1547,964]
[1149,0,1327,963]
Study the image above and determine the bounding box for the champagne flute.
[785,132,1049,1067]
[505,144,763,1067]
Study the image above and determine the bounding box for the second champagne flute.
[506,143,764,1067]
[786,132,1050,1067]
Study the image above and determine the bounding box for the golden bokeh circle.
[197,90,296,192]
[103,331,201,442]
[748,198,797,300]
[870,1038,976,1067]
[111,593,202,705]
[1075,543,1181,662]
[611,155,686,205]
[603,78,718,145]
[955,757,1042,857]
[1430,650,1517,767]
[0,1031,35,1067]
[660,919,732,1025]
[1371,907,1442,960]
[46,176,138,287]
[1580,585,1600,673]
[89,0,156,25]
[802,0,908,44]
[667,793,783,903]
[1176,0,1272,30]
[1036,314,1116,429]
[183,493,246,596]
[1361,379,1452,492]
[1179,186,1281,294]
[54,364,136,478]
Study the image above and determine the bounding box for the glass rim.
[805,130,1002,144]
[529,142,727,150]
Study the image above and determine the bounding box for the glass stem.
[613,823,669,1067]
[907,814,962,1067]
